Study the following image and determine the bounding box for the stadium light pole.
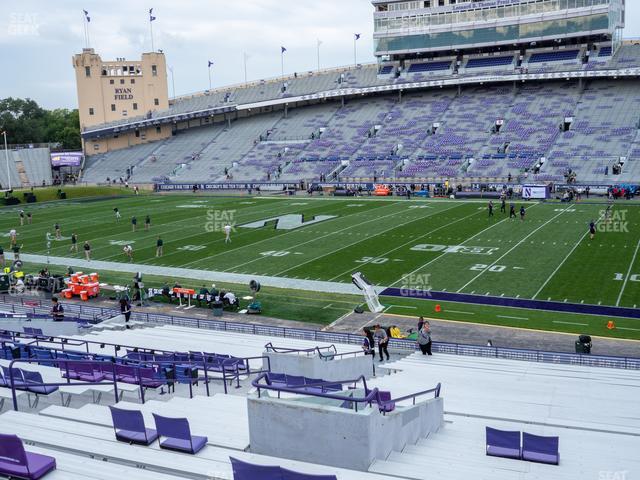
[2,131,10,191]
[317,39,322,71]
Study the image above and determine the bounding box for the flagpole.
[82,12,87,48]
[354,37,357,66]
[317,40,321,71]
[208,65,212,90]
[243,52,248,83]
[150,19,154,52]
[281,51,284,77]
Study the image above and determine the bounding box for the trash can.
[212,301,224,317]
[575,334,592,354]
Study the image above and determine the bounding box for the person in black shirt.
[83,241,92,261]
[488,201,494,217]
[12,244,22,261]
[520,206,526,222]
[119,298,132,328]
[27,212,32,225]
[145,215,151,231]
[589,220,596,240]
[509,204,516,219]
[54,223,61,240]
[69,233,78,254]
[156,236,163,257]
[500,196,506,214]
[131,216,137,232]
[52,297,64,322]
[0,245,4,267]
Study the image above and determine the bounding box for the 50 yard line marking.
[532,210,607,300]
[456,206,571,293]
[616,238,640,307]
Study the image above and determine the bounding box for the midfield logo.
[410,244,499,255]
[238,214,337,231]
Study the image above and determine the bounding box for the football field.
[2,194,640,309]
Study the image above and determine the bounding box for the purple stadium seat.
[229,457,338,480]
[152,414,208,454]
[280,468,337,480]
[486,427,521,459]
[109,406,158,445]
[1,366,27,388]
[376,391,396,413]
[522,432,559,465]
[0,434,56,479]
[230,457,282,480]
[22,370,58,395]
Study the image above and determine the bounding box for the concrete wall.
[0,319,79,337]
[248,393,444,471]
[264,351,375,381]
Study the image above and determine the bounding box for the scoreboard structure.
[372,0,625,59]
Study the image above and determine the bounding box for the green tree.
[0,97,80,149]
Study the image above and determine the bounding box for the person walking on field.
[69,232,78,254]
[145,215,151,231]
[83,241,92,261]
[224,224,232,244]
[131,216,137,232]
[417,321,433,356]
[156,236,163,257]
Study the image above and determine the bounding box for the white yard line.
[553,320,588,326]
[326,204,481,282]
[218,202,405,271]
[497,315,529,321]
[390,203,541,288]
[616,238,640,307]
[274,203,462,278]
[447,310,475,315]
[181,201,398,268]
[532,211,606,300]
[456,206,569,293]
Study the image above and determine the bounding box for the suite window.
[110,79,114,85]
[130,79,135,84]
[152,65,158,76]
[154,98,159,106]
[89,108,94,116]
[111,104,116,112]
[120,79,125,84]
[133,103,138,110]
[135,130,140,138]
[85,66,91,77]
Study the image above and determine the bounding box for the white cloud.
[0,0,637,109]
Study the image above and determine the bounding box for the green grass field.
[2,194,640,336]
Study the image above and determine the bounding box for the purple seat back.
[230,457,282,480]
[281,468,337,480]
[2,366,23,384]
[522,432,559,464]
[21,370,44,384]
[153,413,192,441]
[109,406,147,434]
[0,433,28,467]
[486,427,520,450]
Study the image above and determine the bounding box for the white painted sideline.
[20,253,366,295]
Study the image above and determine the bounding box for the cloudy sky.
[0,0,638,110]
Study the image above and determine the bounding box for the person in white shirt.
[9,229,17,247]
[224,224,232,244]
[123,244,133,263]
